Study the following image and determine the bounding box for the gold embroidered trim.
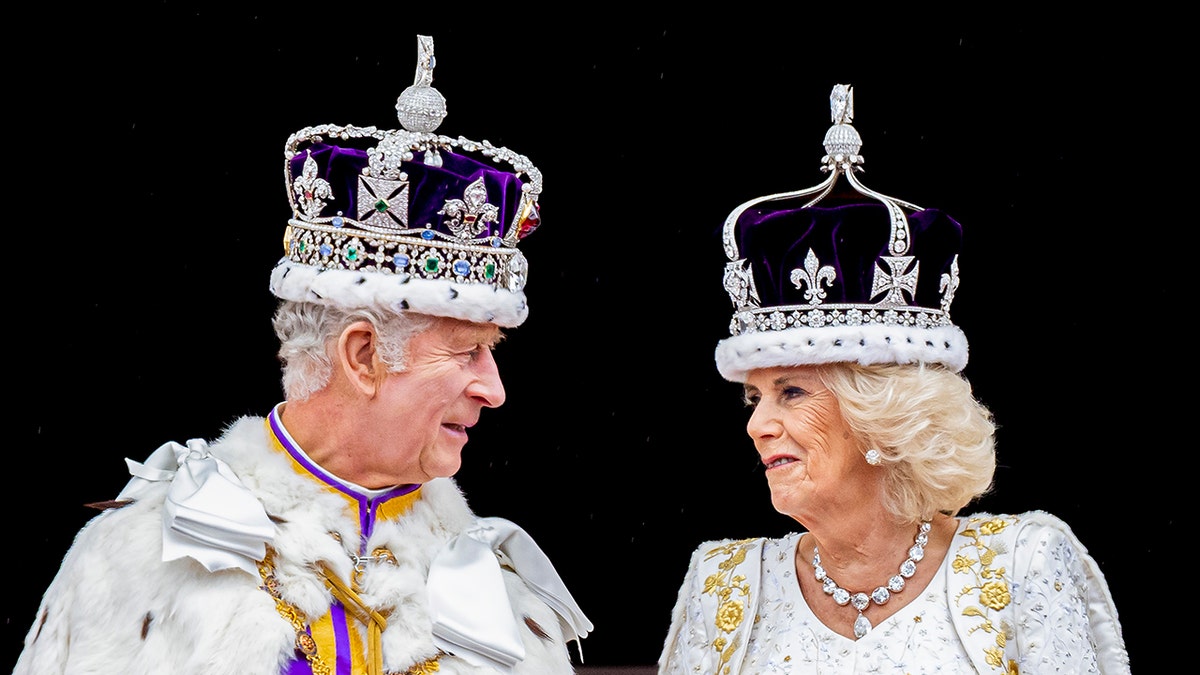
[390,653,443,674]
[258,550,333,675]
[952,516,1019,674]
[701,538,757,674]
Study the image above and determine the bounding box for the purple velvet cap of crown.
[741,203,961,308]
[716,201,968,381]
[290,141,532,240]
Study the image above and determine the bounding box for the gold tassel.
[318,563,388,675]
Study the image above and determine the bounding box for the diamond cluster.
[813,520,932,639]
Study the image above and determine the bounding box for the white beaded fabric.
[659,513,1120,674]
[744,533,973,673]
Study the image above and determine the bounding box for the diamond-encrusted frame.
[285,220,526,291]
[730,303,953,337]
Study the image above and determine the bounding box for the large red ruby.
[517,204,541,239]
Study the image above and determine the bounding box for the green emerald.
[375,199,389,212]
[425,257,439,272]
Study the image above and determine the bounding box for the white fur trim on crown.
[714,323,968,382]
[269,259,529,327]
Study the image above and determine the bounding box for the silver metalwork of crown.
[280,35,541,293]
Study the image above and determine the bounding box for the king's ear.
[337,320,383,396]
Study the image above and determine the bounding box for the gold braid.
[318,562,390,675]
[319,563,445,675]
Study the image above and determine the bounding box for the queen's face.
[743,366,876,523]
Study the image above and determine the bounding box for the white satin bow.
[117,439,276,575]
[427,516,593,672]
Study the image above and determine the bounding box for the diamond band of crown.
[271,35,543,326]
[729,303,954,339]
[282,218,528,291]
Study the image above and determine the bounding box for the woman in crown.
[657,85,1130,674]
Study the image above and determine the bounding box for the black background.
[7,4,1180,672]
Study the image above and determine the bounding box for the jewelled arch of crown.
[719,84,960,336]
[281,35,543,293]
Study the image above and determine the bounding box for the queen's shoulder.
[960,509,1072,525]
[689,532,800,557]
[956,509,1083,541]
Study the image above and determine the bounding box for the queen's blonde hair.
[814,361,996,522]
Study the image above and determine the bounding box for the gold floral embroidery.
[716,598,744,632]
[979,580,1011,610]
[978,519,1008,536]
[954,516,1018,673]
[702,538,757,674]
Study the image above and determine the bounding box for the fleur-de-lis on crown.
[294,152,332,219]
[790,249,837,305]
[439,177,499,238]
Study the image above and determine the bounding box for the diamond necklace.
[812,520,932,639]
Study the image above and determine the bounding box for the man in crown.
[14,36,590,675]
